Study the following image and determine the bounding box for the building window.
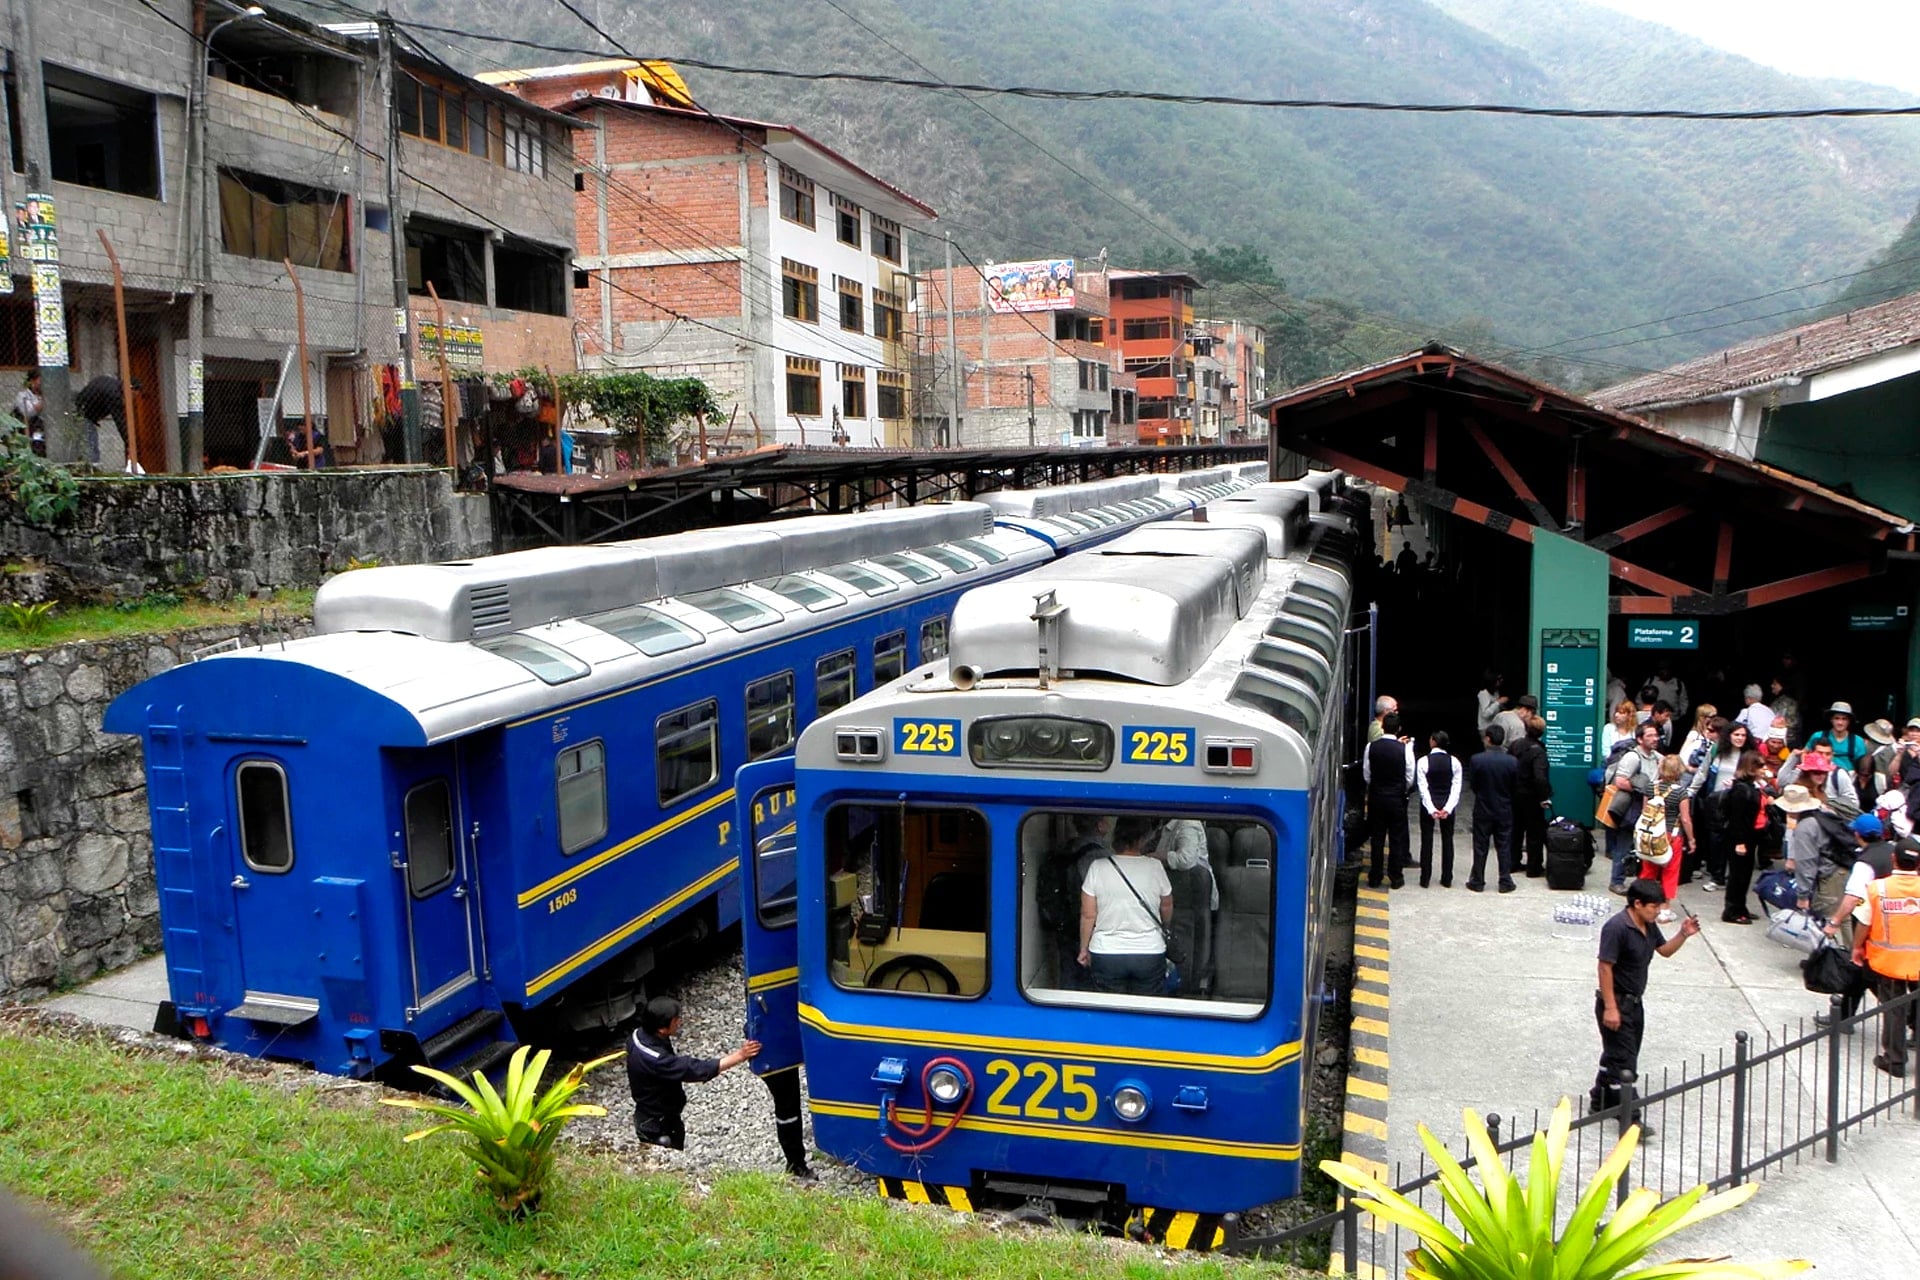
[746,672,796,760]
[657,700,719,806]
[872,290,904,342]
[503,114,546,176]
[786,356,822,416]
[494,239,568,316]
[406,219,487,304]
[781,258,819,323]
[871,214,901,264]
[1139,400,1172,419]
[877,370,906,420]
[45,65,160,198]
[840,364,867,418]
[834,194,861,247]
[837,278,863,332]
[779,163,815,227]
[466,99,489,158]
[236,761,294,873]
[218,169,351,273]
[1124,357,1171,378]
[405,779,456,896]
[1123,317,1172,341]
[557,740,608,852]
[397,75,487,158]
[1090,318,1104,344]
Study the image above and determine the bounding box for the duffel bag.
[1801,944,1869,998]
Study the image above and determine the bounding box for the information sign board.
[1540,627,1600,772]
[1626,619,1699,649]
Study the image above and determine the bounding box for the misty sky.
[1586,0,1920,95]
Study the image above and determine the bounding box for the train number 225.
[983,1059,1099,1121]
[894,718,960,755]
[1123,725,1192,766]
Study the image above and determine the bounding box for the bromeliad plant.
[1320,1099,1810,1280]
[381,1045,621,1216]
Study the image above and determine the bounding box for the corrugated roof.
[1592,289,1920,412]
[1257,344,1913,532]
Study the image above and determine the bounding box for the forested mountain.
[393,0,1920,386]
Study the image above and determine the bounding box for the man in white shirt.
[1645,661,1689,721]
[1416,730,1463,888]
[1736,684,1775,743]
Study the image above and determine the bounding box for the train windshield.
[824,802,989,998]
[1019,811,1273,1017]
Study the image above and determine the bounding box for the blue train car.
[103,502,1080,1078]
[735,510,1356,1247]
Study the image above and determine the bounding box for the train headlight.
[927,1066,967,1105]
[970,716,1113,771]
[1110,1082,1152,1123]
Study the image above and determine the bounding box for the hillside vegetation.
[400,0,1920,384]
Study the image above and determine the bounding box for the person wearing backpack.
[1608,722,1663,893]
[1686,719,1745,892]
[1634,756,1688,922]
[1039,814,1115,986]
[1804,701,1871,793]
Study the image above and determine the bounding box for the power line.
[313,12,1920,121]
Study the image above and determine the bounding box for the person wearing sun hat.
[1781,773,1855,922]
[1876,790,1914,841]
[1889,718,1920,814]
[1865,719,1899,797]
[1805,700,1871,785]
[1783,743,1860,819]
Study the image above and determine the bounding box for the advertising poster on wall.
[19,195,66,364]
[985,258,1075,313]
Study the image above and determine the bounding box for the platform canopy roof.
[1257,345,1915,616]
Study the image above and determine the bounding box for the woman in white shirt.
[1599,698,1639,762]
[1078,816,1173,995]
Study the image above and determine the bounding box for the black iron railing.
[1231,987,1920,1274]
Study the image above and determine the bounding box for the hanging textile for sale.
[458,378,488,420]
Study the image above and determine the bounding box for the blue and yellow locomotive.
[734,480,1358,1246]
[101,472,1254,1081]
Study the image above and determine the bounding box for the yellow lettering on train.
[716,819,732,847]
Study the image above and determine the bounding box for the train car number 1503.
[1122,725,1194,766]
[894,717,962,756]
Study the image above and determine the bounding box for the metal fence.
[1232,986,1920,1273]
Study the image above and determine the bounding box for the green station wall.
[1528,531,1612,823]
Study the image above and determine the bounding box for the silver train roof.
[977,475,1163,518]
[316,502,996,641]
[947,524,1271,686]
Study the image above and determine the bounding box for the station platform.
[1346,854,1920,1279]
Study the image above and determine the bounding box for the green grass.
[0,589,314,653]
[0,1027,1302,1280]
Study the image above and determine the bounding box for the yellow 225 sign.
[983,1058,1100,1121]
[1122,724,1193,766]
[894,717,961,755]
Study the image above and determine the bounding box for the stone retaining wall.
[0,618,313,999]
[1,469,491,603]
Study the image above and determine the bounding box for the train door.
[736,757,801,1075]
[226,754,321,1018]
[386,747,480,1014]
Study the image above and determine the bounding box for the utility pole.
[1025,366,1036,447]
[10,3,74,458]
[379,10,422,461]
[943,232,960,448]
[184,0,207,472]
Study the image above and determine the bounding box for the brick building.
[484,61,936,449]
[1202,318,1268,443]
[3,0,578,470]
[1108,268,1202,445]
[914,259,1134,449]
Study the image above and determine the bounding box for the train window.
[816,650,856,714]
[869,552,939,584]
[756,574,846,612]
[825,802,989,998]
[681,588,781,632]
[1018,811,1274,1016]
[1228,672,1321,741]
[916,545,976,574]
[954,537,1006,565]
[1285,595,1342,632]
[751,782,799,929]
[1294,581,1345,612]
[235,761,294,873]
[656,700,719,805]
[1247,641,1331,699]
[873,632,907,683]
[476,633,590,684]
[585,605,703,656]
[557,741,608,852]
[405,780,456,896]
[746,672,796,760]
[1266,615,1335,657]
[919,617,948,663]
[818,562,897,596]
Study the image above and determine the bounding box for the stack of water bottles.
[1551,892,1615,941]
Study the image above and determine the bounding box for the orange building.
[1108,268,1201,445]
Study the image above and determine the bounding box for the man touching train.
[627,997,764,1156]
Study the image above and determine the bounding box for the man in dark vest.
[1509,712,1552,877]
[1416,729,1463,888]
[1467,723,1521,893]
[1363,712,1414,889]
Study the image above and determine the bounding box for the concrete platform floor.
[1378,861,1919,1279]
[39,953,169,1033]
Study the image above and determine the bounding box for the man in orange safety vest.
[1852,841,1920,1077]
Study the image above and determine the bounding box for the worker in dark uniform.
[1591,880,1700,1132]
[626,996,760,1153]
[1363,712,1414,889]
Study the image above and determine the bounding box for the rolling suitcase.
[1545,817,1593,890]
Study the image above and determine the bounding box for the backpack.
[1604,736,1635,771]
[1634,792,1674,865]
[1036,837,1102,934]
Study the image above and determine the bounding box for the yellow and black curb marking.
[1330,884,1392,1280]
[876,1176,973,1211]
[1131,1206,1229,1252]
